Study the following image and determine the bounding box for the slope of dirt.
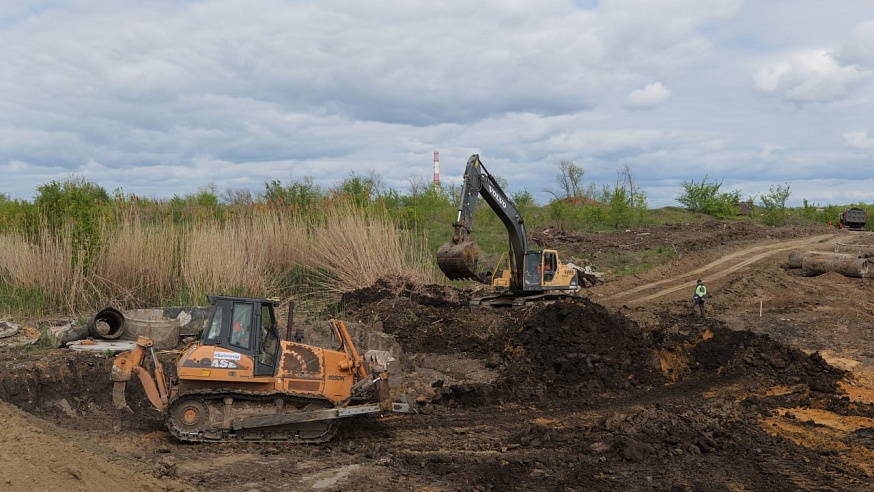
[2,221,874,491]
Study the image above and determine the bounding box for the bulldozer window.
[230,303,253,349]
[205,307,224,341]
[258,304,278,367]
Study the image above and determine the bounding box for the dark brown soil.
[2,220,874,491]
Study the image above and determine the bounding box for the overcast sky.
[2,1,873,208]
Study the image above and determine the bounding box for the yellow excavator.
[111,295,409,443]
[437,154,587,306]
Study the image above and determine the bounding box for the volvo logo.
[488,184,507,209]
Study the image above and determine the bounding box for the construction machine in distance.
[437,154,591,306]
[111,295,409,443]
[838,207,868,231]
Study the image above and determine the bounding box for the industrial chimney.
[433,150,440,186]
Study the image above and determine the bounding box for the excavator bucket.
[437,240,483,282]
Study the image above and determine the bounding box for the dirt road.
[2,222,874,491]
[599,233,840,305]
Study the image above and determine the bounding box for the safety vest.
[695,285,706,298]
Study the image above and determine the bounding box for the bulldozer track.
[603,233,840,304]
[167,388,338,443]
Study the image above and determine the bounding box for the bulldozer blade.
[112,381,134,413]
[437,240,482,281]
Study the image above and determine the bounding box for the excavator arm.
[437,154,528,289]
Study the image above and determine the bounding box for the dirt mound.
[342,278,499,356]
[342,280,846,411]
[0,351,160,432]
[495,299,665,401]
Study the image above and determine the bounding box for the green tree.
[758,183,791,226]
[511,189,534,207]
[676,175,740,218]
[0,193,35,233]
[33,175,111,267]
[169,184,224,222]
[609,164,648,227]
[263,177,323,210]
[332,172,375,207]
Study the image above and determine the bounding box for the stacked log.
[802,256,868,278]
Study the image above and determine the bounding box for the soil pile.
[495,299,665,401]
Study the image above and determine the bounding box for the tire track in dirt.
[603,233,840,304]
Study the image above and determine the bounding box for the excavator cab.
[523,250,561,289]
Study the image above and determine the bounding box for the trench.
[0,350,164,433]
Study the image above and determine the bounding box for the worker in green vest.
[688,279,707,317]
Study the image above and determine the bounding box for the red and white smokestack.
[433,150,440,186]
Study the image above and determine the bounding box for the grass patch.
[599,247,677,277]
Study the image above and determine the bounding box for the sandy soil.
[2,220,874,491]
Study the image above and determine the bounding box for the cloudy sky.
[2,0,873,207]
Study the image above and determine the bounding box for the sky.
[1,0,873,208]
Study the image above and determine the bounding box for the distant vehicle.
[838,207,867,231]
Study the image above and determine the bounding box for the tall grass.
[94,219,181,306]
[0,204,437,318]
[307,203,438,294]
[181,217,279,302]
[0,226,88,316]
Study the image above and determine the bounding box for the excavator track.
[167,389,338,443]
[471,290,585,308]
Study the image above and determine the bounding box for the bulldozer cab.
[203,296,280,377]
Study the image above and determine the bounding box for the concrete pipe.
[802,256,869,278]
[87,307,126,339]
[787,251,854,269]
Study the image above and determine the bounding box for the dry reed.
[0,227,88,315]
[181,217,279,301]
[0,204,438,318]
[307,204,438,294]
[93,219,181,306]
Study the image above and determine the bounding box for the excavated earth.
[3,220,874,491]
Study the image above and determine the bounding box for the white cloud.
[843,130,874,150]
[754,49,868,103]
[758,145,784,161]
[624,82,671,109]
[1,1,874,209]
[837,19,874,66]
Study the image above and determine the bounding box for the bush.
[676,175,740,218]
[758,183,791,226]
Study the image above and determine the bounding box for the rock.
[45,321,88,348]
[0,321,19,339]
